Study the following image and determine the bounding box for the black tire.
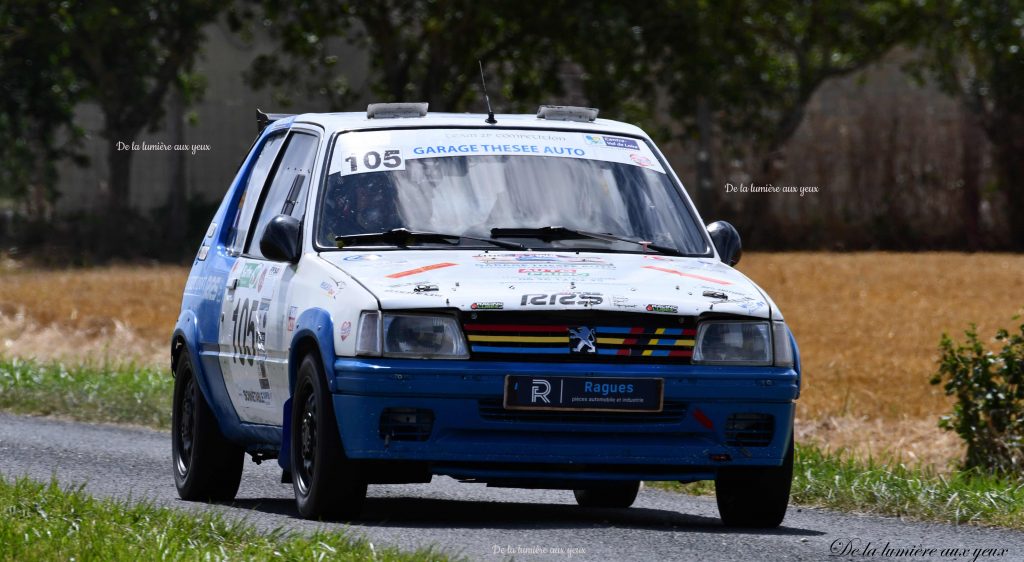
[172,353,244,501]
[291,354,367,520]
[573,481,640,508]
[715,436,794,528]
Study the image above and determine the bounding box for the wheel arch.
[287,307,337,393]
[170,310,208,398]
[280,307,337,471]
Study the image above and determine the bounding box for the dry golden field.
[1,253,1022,467]
[0,265,187,366]
[742,253,1024,419]
[742,253,1024,467]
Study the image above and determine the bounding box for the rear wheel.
[291,354,366,519]
[573,481,640,508]
[715,436,794,528]
[172,353,244,501]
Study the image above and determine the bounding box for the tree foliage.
[235,0,576,112]
[912,0,1024,248]
[3,0,1023,254]
[551,1,914,220]
[242,1,911,153]
[0,1,84,217]
[229,1,356,109]
[613,1,914,153]
[738,1,914,153]
[63,0,223,215]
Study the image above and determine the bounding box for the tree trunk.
[27,138,53,221]
[985,110,1024,249]
[106,132,134,216]
[744,146,785,249]
[994,141,1024,250]
[960,107,982,251]
[695,96,716,220]
[94,129,136,258]
[165,84,188,257]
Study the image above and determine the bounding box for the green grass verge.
[650,444,1024,529]
[0,476,449,561]
[0,357,172,429]
[792,446,1024,528]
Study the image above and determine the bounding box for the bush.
[931,319,1024,473]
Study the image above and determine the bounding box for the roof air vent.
[367,102,429,119]
[537,105,599,123]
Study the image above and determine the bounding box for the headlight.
[355,311,469,359]
[693,320,794,366]
[693,321,772,365]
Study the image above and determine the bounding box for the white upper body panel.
[315,250,773,319]
[270,109,783,353]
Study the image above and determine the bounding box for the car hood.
[318,250,773,318]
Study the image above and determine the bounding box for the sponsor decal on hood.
[319,250,771,318]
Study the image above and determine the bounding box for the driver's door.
[219,129,319,425]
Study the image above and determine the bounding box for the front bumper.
[331,358,797,483]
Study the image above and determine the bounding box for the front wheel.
[291,354,366,519]
[573,481,640,508]
[171,353,244,501]
[715,436,794,528]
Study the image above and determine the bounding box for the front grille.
[461,311,697,363]
[724,413,774,447]
[478,398,688,424]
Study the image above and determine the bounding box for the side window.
[228,132,286,253]
[246,131,319,258]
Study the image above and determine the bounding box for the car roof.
[271,111,651,139]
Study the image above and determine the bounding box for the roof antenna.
[478,60,497,124]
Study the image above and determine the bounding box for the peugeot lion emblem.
[569,326,597,354]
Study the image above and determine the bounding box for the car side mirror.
[260,214,301,263]
[707,221,742,266]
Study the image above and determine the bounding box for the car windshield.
[315,128,710,255]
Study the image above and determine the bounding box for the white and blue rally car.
[171,104,801,527]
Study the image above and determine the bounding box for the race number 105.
[341,149,404,175]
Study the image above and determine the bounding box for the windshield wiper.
[336,228,526,250]
[490,226,686,256]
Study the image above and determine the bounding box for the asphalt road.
[0,413,1021,562]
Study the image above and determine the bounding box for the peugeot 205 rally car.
[171,103,801,527]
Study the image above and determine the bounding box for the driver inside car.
[321,172,402,240]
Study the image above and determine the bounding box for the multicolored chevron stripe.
[462,323,696,358]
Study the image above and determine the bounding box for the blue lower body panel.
[331,358,797,483]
